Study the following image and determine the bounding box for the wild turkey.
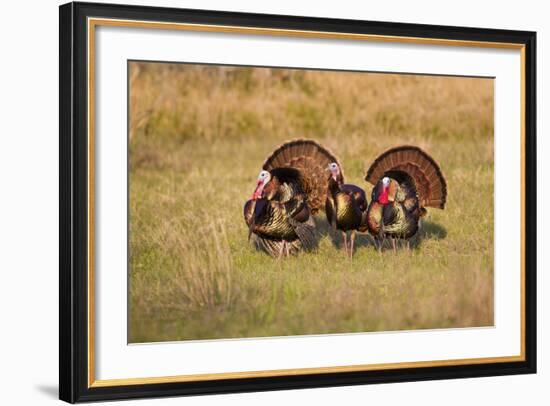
[325,162,368,257]
[244,139,342,257]
[365,146,447,251]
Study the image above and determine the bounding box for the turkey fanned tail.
[262,139,343,214]
[365,145,447,209]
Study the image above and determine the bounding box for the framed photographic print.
[59,1,537,403]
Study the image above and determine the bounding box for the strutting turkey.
[364,145,447,251]
[244,139,343,258]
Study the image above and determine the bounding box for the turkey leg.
[342,232,348,255]
[349,230,356,259]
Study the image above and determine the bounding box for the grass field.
[128,62,494,343]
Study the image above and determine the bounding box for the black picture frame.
[59,1,537,403]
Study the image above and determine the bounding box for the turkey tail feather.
[365,146,447,209]
[263,139,343,214]
[290,216,317,251]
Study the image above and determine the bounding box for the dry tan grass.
[128,62,494,343]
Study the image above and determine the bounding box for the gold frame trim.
[87,17,527,388]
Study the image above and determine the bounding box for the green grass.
[128,63,494,343]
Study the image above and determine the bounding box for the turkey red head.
[376,176,399,205]
[379,176,391,204]
[252,170,271,200]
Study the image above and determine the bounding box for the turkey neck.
[328,176,342,196]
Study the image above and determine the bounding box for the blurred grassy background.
[128,62,494,343]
